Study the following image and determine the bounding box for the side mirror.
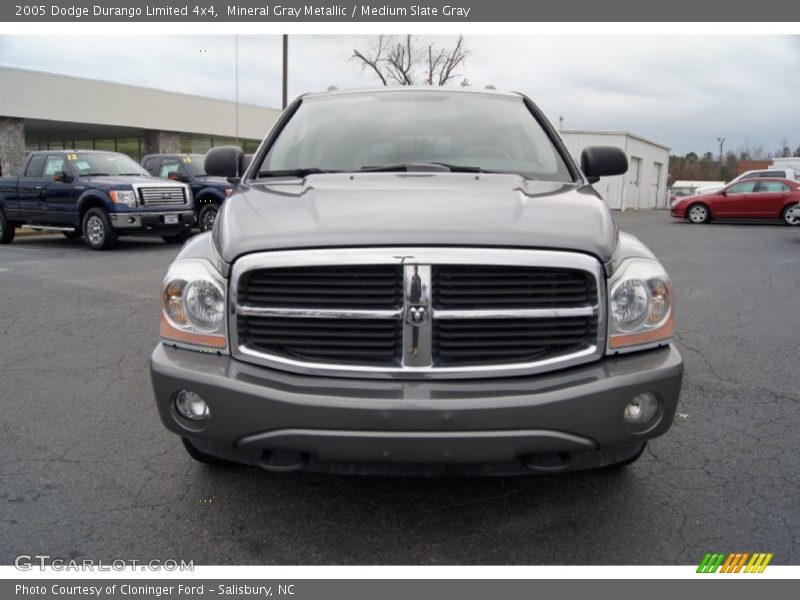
[53,171,72,183]
[168,172,187,182]
[719,189,727,196]
[205,146,245,180]
[581,146,628,183]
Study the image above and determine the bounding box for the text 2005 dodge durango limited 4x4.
[149,87,684,476]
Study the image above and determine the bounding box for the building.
[560,130,671,210]
[0,66,282,177]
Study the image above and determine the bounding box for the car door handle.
[35,185,43,190]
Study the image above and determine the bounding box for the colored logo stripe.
[697,552,772,573]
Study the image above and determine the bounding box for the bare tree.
[352,35,469,87]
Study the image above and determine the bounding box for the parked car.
[141,153,233,232]
[150,87,683,475]
[0,150,194,249]
[729,167,797,185]
[670,177,800,224]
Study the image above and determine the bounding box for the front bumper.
[150,344,683,475]
[109,211,194,231]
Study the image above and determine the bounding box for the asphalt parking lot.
[1,211,799,566]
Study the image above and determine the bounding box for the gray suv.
[150,87,683,475]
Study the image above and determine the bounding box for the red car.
[670,178,800,225]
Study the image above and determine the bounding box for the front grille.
[231,249,605,378]
[434,316,597,365]
[433,265,597,308]
[239,266,403,309]
[138,186,186,206]
[238,317,401,365]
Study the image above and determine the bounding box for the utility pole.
[282,34,288,110]
[235,34,239,144]
[717,137,725,179]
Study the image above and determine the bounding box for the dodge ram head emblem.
[406,304,429,326]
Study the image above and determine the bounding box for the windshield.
[71,153,150,177]
[184,155,208,177]
[259,91,574,181]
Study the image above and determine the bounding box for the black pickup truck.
[141,154,233,232]
[0,150,194,250]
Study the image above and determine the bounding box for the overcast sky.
[1,34,799,156]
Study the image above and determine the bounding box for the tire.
[0,210,15,244]
[608,442,647,469]
[687,203,710,224]
[198,204,219,233]
[82,208,117,250]
[162,230,192,244]
[780,205,799,226]
[181,438,235,467]
[62,229,82,240]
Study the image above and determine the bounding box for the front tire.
[781,205,799,226]
[608,442,647,469]
[162,230,192,244]
[0,210,15,244]
[687,203,710,224]
[82,208,118,250]
[198,204,219,233]
[182,438,235,467]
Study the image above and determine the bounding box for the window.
[159,160,181,178]
[24,155,45,177]
[43,155,66,177]
[260,91,574,182]
[756,181,789,193]
[760,171,783,178]
[142,157,159,175]
[726,181,757,194]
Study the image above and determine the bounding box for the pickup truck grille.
[231,249,605,379]
[137,186,187,206]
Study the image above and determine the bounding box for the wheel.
[198,204,219,232]
[181,438,235,467]
[0,210,15,244]
[781,205,799,226]
[687,203,710,224]
[62,229,82,240]
[162,230,192,244]
[82,208,117,250]
[609,442,647,468]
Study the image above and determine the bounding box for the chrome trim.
[434,306,596,320]
[402,264,432,367]
[131,182,190,207]
[239,306,401,319]
[229,247,606,380]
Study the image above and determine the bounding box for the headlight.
[608,258,674,351]
[185,185,193,204]
[109,190,137,208]
[160,259,226,350]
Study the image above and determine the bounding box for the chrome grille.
[230,248,606,379]
[137,186,187,206]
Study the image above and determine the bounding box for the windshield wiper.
[358,162,483,173]
[257,168,332,178]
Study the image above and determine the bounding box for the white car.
[730,168,797,185]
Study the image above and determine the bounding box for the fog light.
[624,392,660,427]
[174,390,209,421]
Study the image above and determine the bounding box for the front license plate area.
[164,214,179,225]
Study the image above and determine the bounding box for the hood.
[81,175,183,187]
[217,173,618,264]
